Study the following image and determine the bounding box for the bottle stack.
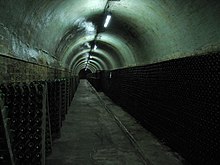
[0,77,79,165]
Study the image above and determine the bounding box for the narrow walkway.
[46,80,184,165]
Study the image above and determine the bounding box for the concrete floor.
[46,80,185,165]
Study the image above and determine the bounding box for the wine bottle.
[15,152,24,161]
[24,151,32,161]
[17,133,26,141]
[5,93,13,106]
[28,134,34,140]
[35,128,42,134]
[0,153,9,162]
[22,83,29,92]
[21,100,28,108]
[13,99,20,108]
[19,106,27,115]
[29,83,36,93]
[27,141,34,149]
[10,118,18,128]
[34,134,42,142]
[33,140,42,151]
[28,101,37,117]
[18,125,26,134]
[15,142,25,151]
[35,110,43,118]
[7,84,14,93]
[35,119,42,126]
[31,152,41,163]
[10,108,19,118]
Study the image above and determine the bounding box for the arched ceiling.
[0,0,220,74]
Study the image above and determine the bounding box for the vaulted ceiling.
[0,0,220,74]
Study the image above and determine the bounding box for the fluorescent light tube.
[94,45,97,50]
[104,14,111,28]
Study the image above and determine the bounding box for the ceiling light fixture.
[93,44,97,50]
[84,0,119,71]
[85,53,89,57]
[104,14,112,28]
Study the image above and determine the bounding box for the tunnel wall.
[88,52,220,165]
[0,54,75,83]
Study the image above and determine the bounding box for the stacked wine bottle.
[45,107,52,157]
[0,82,45,165]
[60,79,66,122]
[0,93,14,165]
[65,79,70,112]
[47,80,61,140]
[0,77,79,165]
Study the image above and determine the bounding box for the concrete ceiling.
[0,0,220,74]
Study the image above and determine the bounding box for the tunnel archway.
[78,68,92,79]
[0,1,219,165]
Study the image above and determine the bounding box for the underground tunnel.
[0,0,219,165]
